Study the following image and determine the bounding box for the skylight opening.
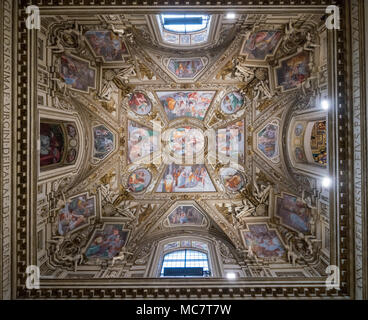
[160,14,210,34]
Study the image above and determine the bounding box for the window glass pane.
[161,14,209,33]
[161,249,210,276]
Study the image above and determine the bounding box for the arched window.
[160,249,210,277]
[157,14,211,46]
[160,14,210,33]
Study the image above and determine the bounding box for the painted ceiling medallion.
[219,168,245,192]
[166,58,206,79]
[220,91,245,115]
[127,168,152,193]
[156,91,215,121]
[128,92,152,115]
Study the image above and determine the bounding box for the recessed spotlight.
[321,99,330,110]
[226,272,236,279]
[322,177,332,188]
[226,13,236,19]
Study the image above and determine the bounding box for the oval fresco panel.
[168,127,204,157]
[220,168,245,192]
[221,91,244,115]
[128,92,152,115]
[127,168,151,192]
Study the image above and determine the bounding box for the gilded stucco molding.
[0,0,15,301]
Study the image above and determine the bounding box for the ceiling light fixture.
[322,177,332,188]
[321,99,330,110]
[226,272,236,280]
[226,13,236,19]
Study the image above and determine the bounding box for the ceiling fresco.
[33,10,332,287]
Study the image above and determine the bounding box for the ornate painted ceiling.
[0,0,356,299]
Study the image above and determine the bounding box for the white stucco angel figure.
[232,57,254,82]
[111,247,133,266]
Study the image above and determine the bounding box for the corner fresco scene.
[86,224,129,259]
[58,194,95,235]
[60,54,95,92]
[242,31,282,60]
[276,51,310,91]
[242,224,285,259]
[276,194,312,234]
[85,31,128,61]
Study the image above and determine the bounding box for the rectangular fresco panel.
[58,194,95,235]
[168,206,204,226]
[156,91,215,121]
[276,194,312,234]
[128,121,159,163]
[40,123,65,167]
[60,55,95,92]
[157,164,216,193]
[85,31,128,62]
[257,123,279,160]
[86,224,129,259]
[168,59,204,78]
[242,224,285,259]
[242,31,281,60]
[276,52,310,91]
[217,120,245,162]
[93,125,114,160]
